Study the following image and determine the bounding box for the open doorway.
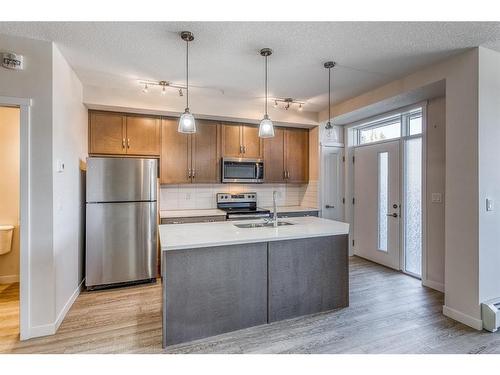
[0,106,21,342]
[351,106,424,278]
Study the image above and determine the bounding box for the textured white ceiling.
[1,22,499,115]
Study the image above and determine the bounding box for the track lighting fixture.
[272,97,304,111]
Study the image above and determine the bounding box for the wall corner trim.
[443,305,483,331]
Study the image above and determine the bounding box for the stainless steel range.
[216,193,270,220]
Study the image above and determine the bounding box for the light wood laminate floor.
[1,256,499,354]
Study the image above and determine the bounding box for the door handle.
[122,138,126,149]
[325,204,334,209]
[188,168,191,178]
[243,145,246,153]
[127,138,130,149]
[386,213,398,218]
[192,168,195,178]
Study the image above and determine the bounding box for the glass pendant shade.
[178,109,196,133]
[258,115,275,138]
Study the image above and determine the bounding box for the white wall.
[0,33,87,338]
[0,33,56,331]
[320,48,482,329]
[425,97,446,291]
[52,45,88,326]
[478,47,500,304]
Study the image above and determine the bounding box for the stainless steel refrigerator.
[85,157,158,289]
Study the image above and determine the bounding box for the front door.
[353,140,400,269]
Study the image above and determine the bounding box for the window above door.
[355,108,422,146]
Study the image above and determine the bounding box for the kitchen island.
[159,216,350,347]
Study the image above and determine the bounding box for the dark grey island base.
[162,234,348,347]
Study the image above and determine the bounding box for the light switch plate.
[486,198,494,212]
[431,193,442,203]
[56,159,65,173]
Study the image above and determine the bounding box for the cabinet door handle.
[325,204,334,209]
[386,213,398,218]
[122,138,125,149]
[127,138,130,149]
[243,145,246,153]
[188,168,191,178]
[192,168,195,178]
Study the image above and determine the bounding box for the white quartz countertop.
[160,216,349,251]
[262,205,319,213]
[159,209,227,218]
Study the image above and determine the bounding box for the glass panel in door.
[404,137,422,276]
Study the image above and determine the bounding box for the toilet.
[0,225,14,255]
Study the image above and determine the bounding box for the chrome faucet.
[272,190,278,227]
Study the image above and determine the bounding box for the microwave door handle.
[256,163,261,179]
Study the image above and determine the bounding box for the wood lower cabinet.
[126,116,160,156]
[89,112,126,155]
[263,127,309,183]
[161,118,220,184]
[89,111,160,156]
[222,123,262,159]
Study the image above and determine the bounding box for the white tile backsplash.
[159,182,318,210]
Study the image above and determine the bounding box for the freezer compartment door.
[86,201,157,287]
[86,157,157,202]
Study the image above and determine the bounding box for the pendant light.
[178,31,196,133]
[324,61,336,139]
[258,48,275,138]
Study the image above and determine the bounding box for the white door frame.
[0,96,32,340]
[344,101,428,282]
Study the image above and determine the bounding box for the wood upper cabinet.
[160,118,191,184]
[161,118,220,184]
[241,125,262,158]
[126,116,160,156]
[221,124,242,157]
[263,127,309,184]
[285,128,309,183]
[263,127,285,183]
[89,112,126,155]
[221,124,262,159]
[191,120,220,183]
[89,111,160,156]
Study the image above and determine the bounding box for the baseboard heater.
[481,298,500,332]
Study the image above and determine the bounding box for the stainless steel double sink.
[233,221,294,229]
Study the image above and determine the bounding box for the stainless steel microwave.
[221,157,264,183]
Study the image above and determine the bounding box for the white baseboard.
[55,278,84,331]
[28,278,84,339]
[443,305,483,330]
[0,274,20,284]
[422,279,444,293]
